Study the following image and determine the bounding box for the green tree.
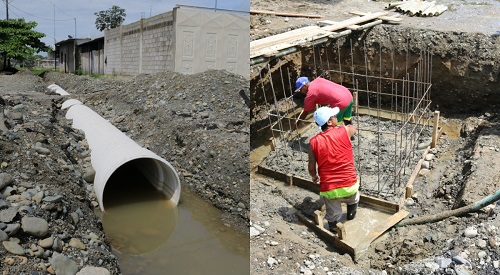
[94,5,126,32]
[0,18,50,70]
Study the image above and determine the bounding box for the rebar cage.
[256,40,433,201]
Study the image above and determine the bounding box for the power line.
[8,2,73,21]
[45,0,74,20]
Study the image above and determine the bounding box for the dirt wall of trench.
[250,25,500,128]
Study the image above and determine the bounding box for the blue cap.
[294,77,309,92]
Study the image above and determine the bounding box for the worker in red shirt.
[294,76,353,129]
[308,106,359,233]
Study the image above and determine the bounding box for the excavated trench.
[250,25,500,270]
[251,24,500,173]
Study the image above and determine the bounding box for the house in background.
[55,38,90,73]
[55,6,249,79]
[104,6,249,79]
[79,37,105,75]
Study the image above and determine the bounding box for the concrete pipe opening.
[62,100,181,212]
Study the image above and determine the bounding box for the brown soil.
[250,0,500,274]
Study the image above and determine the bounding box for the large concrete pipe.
[48,84,70,96]
[61,99,181,211]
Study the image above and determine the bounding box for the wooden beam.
[257,165,289,182]
[359,193,400,213]
[292,175,319,193]
[314,210,324,228]
[321,12,388,32]
[297,213,355,257]
[262,166,401,213]
[250,9,324,19]
[405,146,431,198]
[292,175,399,213]
[337,222,347,240]
[350,11,403,22]
[347,20,383,31]
[431,111,440,148]
[355,209,409,261]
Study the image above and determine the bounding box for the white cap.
[313,107,340,127]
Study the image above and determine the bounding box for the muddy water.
[98,164,250,274]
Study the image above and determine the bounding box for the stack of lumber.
[386,1,448,17]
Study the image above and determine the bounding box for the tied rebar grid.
[257,40,433,200]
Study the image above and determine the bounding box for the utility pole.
[5,0,8,19]
[54,4,56,71]
[74,18,77,38]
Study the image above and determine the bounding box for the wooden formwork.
[258,165,408,261]
[258,111,444,261]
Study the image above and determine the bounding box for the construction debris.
[387,0,448,17]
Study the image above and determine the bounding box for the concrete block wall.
[173,9,250,79]
[104,12,174,75]
[141,13,174,73]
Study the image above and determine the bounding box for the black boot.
[328,221,337,233]
[347,203,358,220]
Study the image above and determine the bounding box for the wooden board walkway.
[251,11,402,63]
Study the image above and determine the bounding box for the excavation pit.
[250,2,500,273]
[251,34,442,259]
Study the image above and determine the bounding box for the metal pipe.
[60,98,180,211]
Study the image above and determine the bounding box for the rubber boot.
[328,221,337,233]
[347,203,358,220]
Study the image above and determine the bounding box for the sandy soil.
[250,0,500,274]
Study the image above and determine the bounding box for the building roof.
[55,38,91,46]
[78,37,105,47]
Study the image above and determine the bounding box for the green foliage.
[0,18,51,69]
[31,68,47,76]
[94,5,126,32]
[21,54,44,69]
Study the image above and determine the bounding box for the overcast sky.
[1,0,249,53]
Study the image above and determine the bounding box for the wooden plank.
[321,12,388,32]
[431,111,440,148]
[251,13,389,59]
[405,146,431,198]
[314,210,324,228]
[250,9,324,19]
[251,30,332,58]
[251,26,319,51]
[251,26,327,57]
[297,212,355,257]
[348,20,383,31]
[257,165,289,182]
[350,11,403,22]
[293,175,400,213]
[337,222,346,240]
[359,193,400,213]
[355,209,409,261]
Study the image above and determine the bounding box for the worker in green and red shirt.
[308,106,359,233]
[294,76,353,129]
